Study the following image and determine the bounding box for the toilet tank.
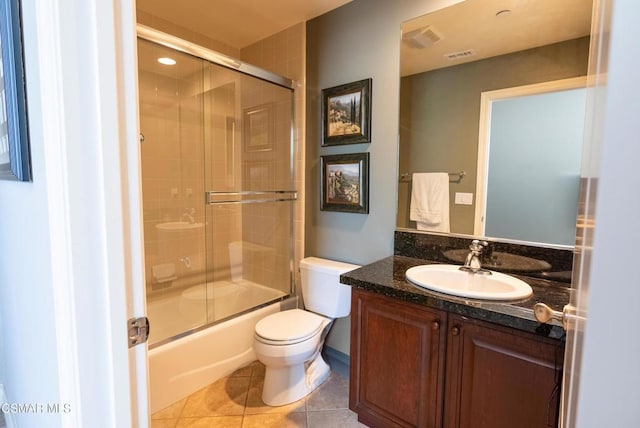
[299,257,360,318]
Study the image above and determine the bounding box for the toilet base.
[261,352,331,406]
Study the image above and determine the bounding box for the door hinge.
[128,316,150,348]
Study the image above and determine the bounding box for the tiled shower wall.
[138,48,207,291]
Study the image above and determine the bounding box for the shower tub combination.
[148,295,297,412]
[137,25,298,412]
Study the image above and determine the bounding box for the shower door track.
[137,24,295,90]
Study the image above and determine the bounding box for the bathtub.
[147,284,296,413]
[147,279,289,344]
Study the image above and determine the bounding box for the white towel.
[409,173,450,232]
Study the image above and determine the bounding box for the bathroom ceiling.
[136,0,353,49]
[401,0,592,76]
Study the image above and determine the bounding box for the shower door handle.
[206,190,298,205]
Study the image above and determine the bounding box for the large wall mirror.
[396,0,592,247]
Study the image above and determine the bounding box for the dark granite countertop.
[341,255,570,339]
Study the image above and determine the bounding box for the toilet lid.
[255,309,326,343]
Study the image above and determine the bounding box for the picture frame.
[321,78,371,146]
[320,153,369,214]
[0,0,31,181]
[243,103,273,152]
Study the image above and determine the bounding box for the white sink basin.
[405,264,533,301]
[156,221,205,231]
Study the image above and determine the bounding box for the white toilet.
[253,256,359,406]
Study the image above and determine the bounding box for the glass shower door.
[203,62,295,323]
[138,34,295,345]
[138,39,208,345]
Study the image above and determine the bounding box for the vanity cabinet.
[444,314,563,428]
[349,288,447,427]
[349,289,564,428]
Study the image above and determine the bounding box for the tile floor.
[151,361,368,428]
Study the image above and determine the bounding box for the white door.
[560,0,612,424]
[119,5,152,425]
[475,78,587,244]
[531,1,611,426]
[24,0,150,426]
[80,1,152,426]
[571,1,640,425]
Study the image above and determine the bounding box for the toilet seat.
[255,309,327,345]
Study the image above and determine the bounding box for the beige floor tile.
[176,416,243,428]
[181,377,250,417]
[249,361,265,379]
[306,372,349,411]
[151,418,178,428]
[165,361,358,427]
[244,375,306,415]
[242,412,307,428]
[307,409,368,428]
[229,364,253,378]
[152,398,187,420]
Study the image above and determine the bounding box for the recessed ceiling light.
[496,9,511,17]
[157,57,176,66]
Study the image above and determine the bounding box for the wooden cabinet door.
[350,289,447,428]
[444,314,564,428]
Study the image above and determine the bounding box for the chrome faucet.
[181,208,196,224]
[459,240,492,275]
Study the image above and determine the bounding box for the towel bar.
[399,171,466,183]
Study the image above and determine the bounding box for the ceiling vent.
[444,49,477,61]
[402,25,444,49]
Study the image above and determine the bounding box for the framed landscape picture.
[320,153,369,214]
[321,78,371,146]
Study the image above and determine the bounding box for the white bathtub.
[147,279,288,344]
[148,286,296,413]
